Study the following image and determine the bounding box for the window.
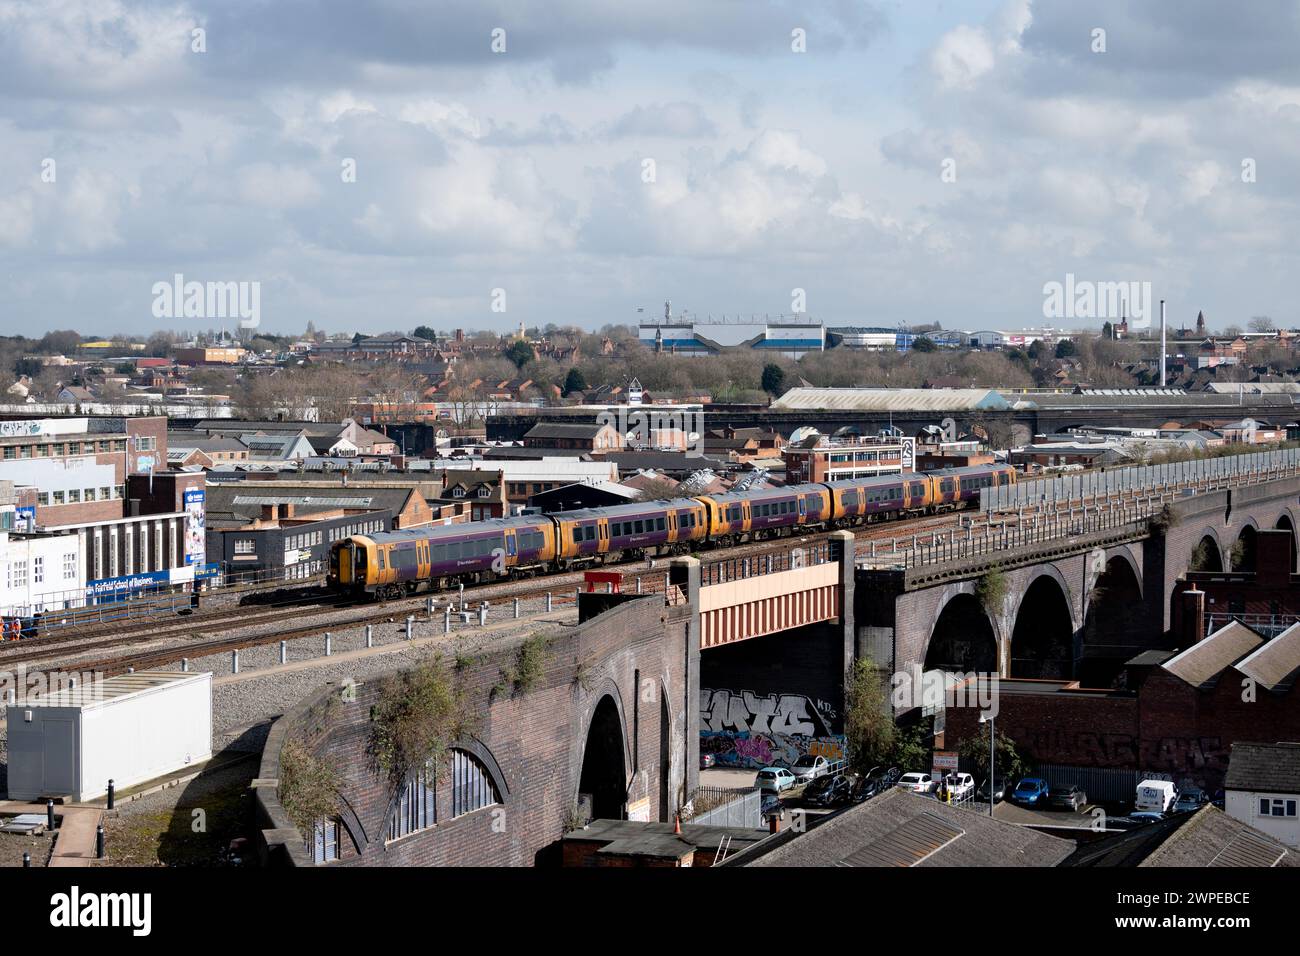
[450,750,500,818]
[135,436,156,452]
[63,553,76,580]
[310,818,341,863]
[68,489,80,503]
[53,491,65,505]
[234,539,256,555]
[33,557,43,585]
[37,493,49,506]
[1259,798,1298,817]
[2,446,12,459]
[100,487,111,501]
[12,560,27,589]
[389,762,437,841]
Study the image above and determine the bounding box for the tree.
[911,336,937,353]
[1101,321,1113,340]
[844,658,896,773]
[562,367,587,397]
[505,340,534,369]
[1054,339,1078,359]
[760,362,786,397]
[413,325,437,342]
[1248,316,1276,333]
[957,721,1027,783]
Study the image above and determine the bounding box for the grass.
[99,777,254,867]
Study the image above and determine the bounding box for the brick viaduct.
[857,475,1300,686]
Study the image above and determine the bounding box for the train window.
[585,526,596,541]
[572,527,582,545]
[634,520,644,534]
[656,517,666,531]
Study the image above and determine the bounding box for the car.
[975,777,1010,803]
[755,767,797,793]
[897,772,934,794]
[791,754,829,782]
[851,775,885,803]
[1048,784,1088,812]
[700,753,716,770]
[937,773,975,800]
[760,794,784,820]
[1128,810,1167,824]
[803,774,854,808]
[1172,788,1208,813]
[1010,777,1050,807]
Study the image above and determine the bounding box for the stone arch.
[1100,546,1143,599]
[377,736,510,847]
[1081,552,1147,687]
[1009,569,1076,680]
[576,680,632,821]
[925,585,1000,675]
[1274,511,1297,572]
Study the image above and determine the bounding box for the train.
[327,464,1017,600]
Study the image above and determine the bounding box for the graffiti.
[701,688,834,737]
[701,688,842,769]
[1010,727,1227,776]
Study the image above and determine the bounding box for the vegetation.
[505,339,534,369]
[957,721,1027,782]
[562,367,587,396]
[279,736,341,834]
[975,568,1008,614]
[911,336,937,353]
[500,633,551,695]
[844,658,896,772]
[760,362,786,396]
[369,655,475,785]
[1189,540,1214,571]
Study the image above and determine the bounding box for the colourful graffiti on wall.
[701,687,844,769]
[702,730,847,769]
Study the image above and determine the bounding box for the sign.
[14,505,36,533]
[194,563,220,580]
[932,751,959,773]
[85,565,195,600]
[900,437,916,471]
[626,797,650,823]
[183,487,206,565]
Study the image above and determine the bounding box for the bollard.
[231,650,239,674]
[23,852,30,868]
[181,658,188,673]
[444,606,451,634]
[47,799,55,831]
[546,592,553,612]
[325,632,332,657]
[96,825,105,859]
[427,596,434,618]
[366,624,374,648]
[636,577,643,594]
[107,779,115,810]
[478,604,487,626]
[406,616,414,640]
[458,583,465,610]
[280,641,287,665]
[514,597,520,619]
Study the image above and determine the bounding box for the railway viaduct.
[858,475,1300,687]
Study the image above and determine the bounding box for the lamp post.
[980,711,994,818]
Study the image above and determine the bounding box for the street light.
[980,710,994,818]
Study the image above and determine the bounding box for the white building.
[0,519,85,619]
[1224,742,1300,848]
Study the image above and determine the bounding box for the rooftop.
[1225,742,1300,795]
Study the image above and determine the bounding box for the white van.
[1135,779,1177,812]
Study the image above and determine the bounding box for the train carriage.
[554,501,687,566]
[697,484,832,540]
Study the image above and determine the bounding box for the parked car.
[760,794,784,820]
[1010,777,1051,807]
[756,767,797,794]
[1173,788,1208,813]
[975,777,1010,803]
[897,772,934,794]
[1129,810,1167,824]
[804,774,854,808]
[851,775,884,803]
[1135,779,1177,813]
[937,773,975,800]
[700,753,716,770]
[791,754,829,783]
[1048,784,1088,812]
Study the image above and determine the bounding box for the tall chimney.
[1159,299,1167,388]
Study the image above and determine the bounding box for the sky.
[2,0,1300,337]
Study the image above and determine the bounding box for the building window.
[450,749,500,818]
[37,493,49,506]
[100,487,111,501]
[310,818,341,863]
[1259,798,1298,818]
[53,491,65,505]
[33,557,43,585]
[63,553,76,580]
[234,539,256,555]
[68,489,81,503]
[2,446,12,459]
[136,436,156,452]
[12,560,27,589]
[389,761,438,841]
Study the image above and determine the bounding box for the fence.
[699,540,831,587]
[982,446,1300,512]
[689,787,763,829]
[1035,763,1144,804]
[1205,612,1300,638]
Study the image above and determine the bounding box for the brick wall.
[255,596,689,867]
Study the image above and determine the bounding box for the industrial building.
[639,310,825,358]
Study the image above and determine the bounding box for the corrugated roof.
[771,388,1009,412]
[1235,622,1300,690]
[231,494,376,508]
[14,670,208,708]
[837,813,965,867]
[1162,620,1265,687]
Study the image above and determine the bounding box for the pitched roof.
[1225,742,1300,795]
[1162,620,1265,687]
[524,422,612,441]
[1234,622,1300,691]
[733,789,1073,868]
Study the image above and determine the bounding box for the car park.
[1048,784,1088,812]
[1010,777,1050,807]
[756,767,797,793]
[803,774,854,808]
[975,777,1010,803]
[897,772,934,793]
[791,754,829,782]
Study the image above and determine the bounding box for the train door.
[798,496,807,519]
[505,531,517,559]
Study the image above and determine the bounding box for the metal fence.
[699,540,831,586]
[1036,763,1142,804]
[1205,612,1300,638]
[982,446,1300,512]
[689,787,763,829]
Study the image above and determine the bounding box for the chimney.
[1159,299,1167,388]
[768,813,781,834]
[1182,588,1206,646]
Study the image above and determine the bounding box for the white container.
[5,670,212,802]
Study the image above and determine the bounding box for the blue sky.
[2,0,1298,337]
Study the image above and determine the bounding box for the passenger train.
[327,464,1016,600]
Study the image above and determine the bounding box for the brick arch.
[1231,517,1262,571]
[573,677,633,814]
[1193,525,1226,571]
[1273,508,1299,571]
[1013,564,1080,633]
[332,791,368,857]
[1100,545,1143,599]
[1009,566,1078,679]
[923,582,1003,675]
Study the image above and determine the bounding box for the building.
[439,470,508,520]
[639,307,825,359]
[522,422,624,455]
[561,819,766,867]
[1224,742,1300,848]
[0,486,84,619]
[783,434,911,483]
[173,346,247,365]
[529,481,641,512]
